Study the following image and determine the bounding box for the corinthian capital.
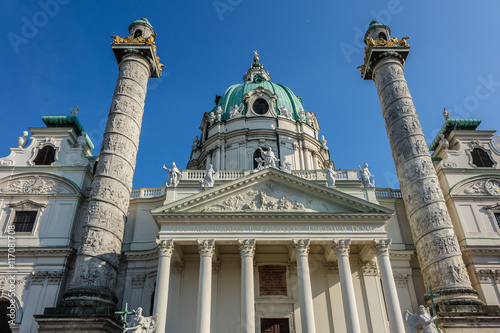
[198,239,215,257]
[372,239,391,256]
[156,238,174,257]
[332,239,351,257]
[293,239,311,256]
[238,239,256,257]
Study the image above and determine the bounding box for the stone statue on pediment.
[359,163,375,188]
[201,164,217,188]
[326,165,336,187]
[163,162,182,187]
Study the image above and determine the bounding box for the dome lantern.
[364,20,391,44]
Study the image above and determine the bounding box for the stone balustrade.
[129,169,402,200]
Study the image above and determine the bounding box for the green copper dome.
[129,17,155,33]
[211,80,305,121]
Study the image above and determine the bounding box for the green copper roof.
[129,17,154,33]
[42,116,95,149]
[211,80,305,121]
[429,118,481,151]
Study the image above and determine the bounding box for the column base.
[35,306,122,333]
[432,287,483,306]
[437,304,500,333]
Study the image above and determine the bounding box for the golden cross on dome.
[253,50,259,63]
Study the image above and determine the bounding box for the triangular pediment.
[151,169,392,215]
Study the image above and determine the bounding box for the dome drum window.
[243,86,277,118]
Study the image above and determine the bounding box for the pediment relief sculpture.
[0,174,78,195]
[452,177,500,196]
[202,190,310,212]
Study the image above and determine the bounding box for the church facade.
[1,19,500,333]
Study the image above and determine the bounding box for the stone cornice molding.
[292,239,310,256]
[198,239,215,257]
[332,239,351,257]
[238,239,256,257]
[155,212,393,223]
[461,247,500,255]
[123,248,159,260]
[0,247,75,257]
[156,238,174,257]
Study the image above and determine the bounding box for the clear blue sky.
[1,0,500,189]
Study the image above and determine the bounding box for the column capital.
[332,239,351,257]
[238,239,256,257]
[372,239,391,256]
[359,260,379,276]
[293,239,310,256]
[198,239,215,257]
[157,238,174,257]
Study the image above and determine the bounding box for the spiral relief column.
[358,21,480,305]
[62,18,164,309]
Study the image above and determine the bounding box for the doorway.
[261,318,289,333]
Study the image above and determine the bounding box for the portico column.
[153,239,174,333]
[333,239,361,333]
[196,239,215,333]
[293,239,316,333]
[373,239,405,333]
[239,239,256,333]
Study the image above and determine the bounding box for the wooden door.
[261,318,289,333]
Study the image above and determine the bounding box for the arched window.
[33,145,56,165]
[471,147,494,167]
[0,299,13,332]
[253,148,264,169]
[134,30,143,38]
[378,32,388,41]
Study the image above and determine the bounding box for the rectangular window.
[12,211,37,233]
[495,213,500,230]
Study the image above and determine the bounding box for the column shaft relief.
[293,239,316,333]
[371,56,479,303]
[239,239,256,333]
[197,239,215,333]
[333,239,361,333]
[64,53,153,307]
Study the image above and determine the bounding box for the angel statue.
[230,103,244,118]
[123,307,158,333]
[405,305,442,333]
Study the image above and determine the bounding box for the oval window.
[253,99,269,115]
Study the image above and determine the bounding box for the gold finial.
[253,50,259,63]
